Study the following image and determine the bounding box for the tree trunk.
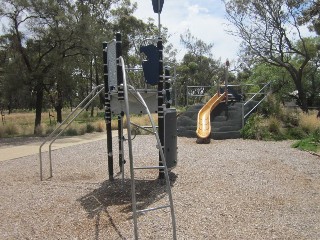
[94,54,104,108]
[34,84,44,134]
[55,85,63,123]
[55,104,63,123]
[294,76,308,113]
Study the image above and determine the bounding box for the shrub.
[299,111,320,134]
[281,109,300,127]
[86,123,95,133]
[34,125,43,136]
[78,124,87,135]
[64,127,78,136]
[286,127,307,139]
[45,125,56,135]
[268,116,281,134]
[241,114,267,140]
[260,94,282,117]
[95,121,105,132]
[0,126,5,137]
[96,111,105,118]
[5,123,19,136]
[80,111,90,119]
[312,128,320,142]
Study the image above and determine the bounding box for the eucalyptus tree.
[176,30,225,105]
[299,0,320,35]
[224,0,317,111]
[0,0,82,131]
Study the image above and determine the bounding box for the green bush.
[286,127,307,139]
[64,127,78,136]
[86,123,95,133]
[268,117,281,134]
[96,111,105,118]
[281,110,299,128]
[260,94,282,117]
[312,128,320,142]
[241,114,267,140]
[80,111,90,119]
[292,128,320,153]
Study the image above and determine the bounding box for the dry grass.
[0,111,158,138]
[299,110,320,133]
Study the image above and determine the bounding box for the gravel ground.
[0,135,319,239]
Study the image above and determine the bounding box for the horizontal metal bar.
[137,205,170,214]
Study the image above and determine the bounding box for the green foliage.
[280,110,300,128]
[241,99,320,144]
[0,0,169,132]
[225,0,319,111]
[86,123,95,133]
[286,127,307,140]
[175,30,226,106]
[241,114,266,140]
[292,129,320,153]
[64,127,79,136]
[260,95,282,117]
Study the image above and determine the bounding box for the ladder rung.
[137,204,170,214]
[134,166,165,170]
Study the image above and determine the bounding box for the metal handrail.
[243,82,271,120]
[39,84,104,180]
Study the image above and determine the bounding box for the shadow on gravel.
[78,172,177,239]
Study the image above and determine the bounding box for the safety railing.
[242,82,271,126]
[39,84,105,181]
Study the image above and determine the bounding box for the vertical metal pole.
[116,32,124,180]
[118,112,124,171]
[103,42,114,181]
[116,33,124,100]
[174,66,177,106]
[225,59,229,102]
[242,103,244,128]
[157,37,165,179]
[186,86,189,108]
[158,0,161,37]
[165,67,171,108]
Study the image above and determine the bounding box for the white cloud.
[187,4,209,15]
[133,0,241,63]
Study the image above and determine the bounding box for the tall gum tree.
[224,0,317,111]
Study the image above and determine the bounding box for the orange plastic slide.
[196,92,226,139]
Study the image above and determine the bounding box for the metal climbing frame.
[120,56,177,240]
[38,84,105,181]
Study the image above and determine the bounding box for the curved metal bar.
[39,84,104,180]
[119,56,138,239]
[120,56,177,240]
[47,86,105,178]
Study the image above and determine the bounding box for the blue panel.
[140,45,159,85]
[152,0,164,13]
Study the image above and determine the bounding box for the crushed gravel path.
[0,135,319,239]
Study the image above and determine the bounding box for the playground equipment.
[193,58,272,143]
[39,84,105,180]
[39,1,177,239]
[103,30,177,239]
[196,92,226,139]
[191,82,271,142]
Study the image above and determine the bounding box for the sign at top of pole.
[152,0,164,13]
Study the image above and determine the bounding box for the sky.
[133,0,240,62]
